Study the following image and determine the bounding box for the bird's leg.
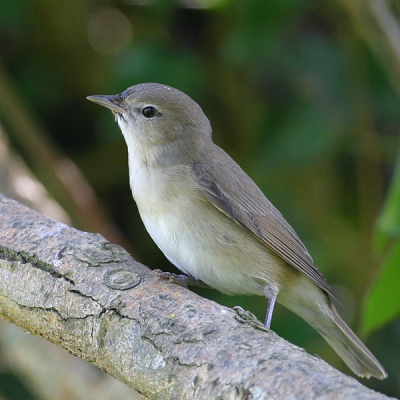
[264,296,276,328]
[152,269,210,289]
[264,287,279,329]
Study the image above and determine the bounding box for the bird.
[87,83,387,379]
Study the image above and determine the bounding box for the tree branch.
[0,194,389,399]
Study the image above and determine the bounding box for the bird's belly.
[139,202,286,296]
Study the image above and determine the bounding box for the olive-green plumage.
[87,83,386,379]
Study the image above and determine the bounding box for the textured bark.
[0,194,391,399]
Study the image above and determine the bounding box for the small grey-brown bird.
[87,83,386,379]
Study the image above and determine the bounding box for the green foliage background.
[0,0,399,397]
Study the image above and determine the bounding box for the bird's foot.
[152,269,210,289]
[233,306,269,331]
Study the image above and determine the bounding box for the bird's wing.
[192,155,338,301]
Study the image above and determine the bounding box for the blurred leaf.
[362,241,400,336]
[375,146,400,251]
[362,145,400,336]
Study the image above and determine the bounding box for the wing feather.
[192,156,338,301]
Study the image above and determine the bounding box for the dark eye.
[141,106,158,118]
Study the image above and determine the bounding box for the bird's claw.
[152,269,209,289]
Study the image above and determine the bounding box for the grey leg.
[264,295,277,328]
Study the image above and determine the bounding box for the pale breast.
[128,154,287,296]
[137,185,286,296]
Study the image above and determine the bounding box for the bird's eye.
[141,106,158,118]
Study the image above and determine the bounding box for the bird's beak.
[86,94,126,114]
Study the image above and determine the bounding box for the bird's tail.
[317,300,387,379]
[279,278,387,379]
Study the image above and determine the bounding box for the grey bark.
[0,194,392,399]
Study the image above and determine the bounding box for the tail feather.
[320,301,387,379]
[278,277,387,379]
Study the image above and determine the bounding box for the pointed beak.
[86,94,126,114]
